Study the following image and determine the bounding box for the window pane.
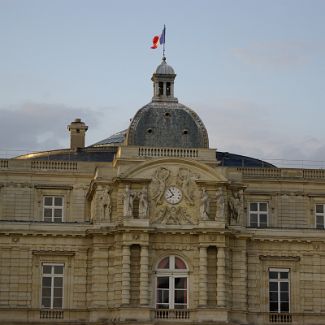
[54,197,63,206]
[269,272,278,279]
[41,297,51,308]
[316,204,324,213]
[157,289,169,304]
[316,215,324,228]
[174,290,187,304]
[175,277,187,289]
[54,209,62,218]
[175,257,186,269]
[53,298,62,308]
[44,209,52,219]
[42,277,52,286]
[260,214,267,223]
[156,304,169,309]
[54,265,64,274]
[270,302,278,312]
[42,288,51,297]
[250,203,258,211]
[174,304,187,309]
[280,292,289,302]
[269,292,278,302]
[54,277,63,287]
[250,214,257,227]
[54,217,63,223]
[280,272,288,279]
[157,277,169,289]
[280,302,289,312]
[280,282,288,291]
[259,203,267,211]
[44,197,53,206]
[43,265,52,274]
[158,257,169,269]
[269,282,278,291]
[54,287,63,297]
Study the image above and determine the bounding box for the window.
[41,264,64,309]
[43,196,64,222]
[159,82,164,96]
[249,202,268,227]
[156,256,188,310]
[315,204,325,229]
[166,82,171,96]
[269,268,290,313]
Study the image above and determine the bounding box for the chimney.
[67,118,88,150]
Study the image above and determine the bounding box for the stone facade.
[1,59,325,325]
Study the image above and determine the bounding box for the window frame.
[269,268,290,314]
[43,196,65,222]
[41,263,64,310]
[248,201,269,228]
[315,203,325,229]
[155,255,189,310]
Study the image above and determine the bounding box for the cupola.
[151,57,178,103]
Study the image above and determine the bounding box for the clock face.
[164,186,182,204]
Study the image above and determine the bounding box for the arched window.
[156,255,188,310]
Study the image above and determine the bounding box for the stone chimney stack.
[68,118,88,150]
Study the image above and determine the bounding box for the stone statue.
[123,185,135,217]
[138,186,148,218]
[228,189,243,223]
[152,167,170,204]
[176,168,198,205]
[200,187,210,220]
[101,186,112,221]
[215,188,225,221]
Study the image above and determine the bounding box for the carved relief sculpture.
[152,206,194,225]
[176,168,199,205]
[123,184,135,217]
[151,167,170,205]
[199,187,210,220]
[228,189,243,223]
[215,187,225,221]
[138,186,149,218]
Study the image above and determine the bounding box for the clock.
[164,186,182,204]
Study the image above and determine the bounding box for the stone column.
[199,246,208,306]
[217,247,226,307]
[121,245,131,305]
[140,245,149,305]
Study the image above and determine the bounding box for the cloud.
[0,102,99,155]
[197,99,325,167]
[232,41,324,68]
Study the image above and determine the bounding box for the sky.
[0,0,325,167]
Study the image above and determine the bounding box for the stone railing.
[138,147,198,158]
[269,313,292,323]
[238,167,325,180]
[155,309,190,319]
[40,309,64,319]
[31,161,78,171]
[0,160,9,168]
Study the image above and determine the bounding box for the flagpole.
[163,25,166,59]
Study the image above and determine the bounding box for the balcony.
[40,309,64,319]
[155,309,190,320]
[269,313,292,323]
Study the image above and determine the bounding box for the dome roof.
[155,58,175,75]
[126,101,209,148]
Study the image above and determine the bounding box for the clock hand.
[168,189,174,197]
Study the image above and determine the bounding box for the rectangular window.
[269,268,290,313]
[41,264,64,309]
[315,204,325,229]
[43,196,64,222]
[249,202,268,228]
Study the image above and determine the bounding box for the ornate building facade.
[1,58,325,325]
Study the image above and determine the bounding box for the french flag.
[150,25,166,49]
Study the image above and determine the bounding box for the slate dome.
[126,58,209,148]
